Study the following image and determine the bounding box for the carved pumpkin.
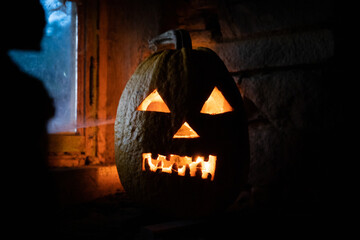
[115,30,249,217]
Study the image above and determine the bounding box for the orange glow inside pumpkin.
[142,153,216,181]
[200,87,233,115]
[137,89,170,113]
[173,122,200,138]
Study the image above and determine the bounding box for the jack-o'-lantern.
[115,29,249,217]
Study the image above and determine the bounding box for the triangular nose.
[173,122,200,138]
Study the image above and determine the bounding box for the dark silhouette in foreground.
[1,1,57,235]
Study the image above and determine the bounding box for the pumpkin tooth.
[195,165,202,178]
[184,165,191,177]
[171,163,178,172]
[142,153,216,181]
[151,153,158,159]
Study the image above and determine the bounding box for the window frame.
[48,0,104,167]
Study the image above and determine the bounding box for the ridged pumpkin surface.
[115,47,249,217]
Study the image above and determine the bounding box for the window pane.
[8,0,77,133]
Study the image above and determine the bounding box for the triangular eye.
[137,89,170,113]
[200,87,233,115]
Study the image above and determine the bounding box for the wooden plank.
[98,0,109,164]
[48,135,86,153]
[47,155,86,167]
[84,0,100,161]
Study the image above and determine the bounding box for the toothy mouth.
[142,153,217,181]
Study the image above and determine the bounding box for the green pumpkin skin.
[115,47,249,217]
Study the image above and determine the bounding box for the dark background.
[1,0,353,237]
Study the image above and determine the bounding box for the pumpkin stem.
[149,29,192,51]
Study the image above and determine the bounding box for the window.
[8,0,78,133]
[7,0,110,167]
